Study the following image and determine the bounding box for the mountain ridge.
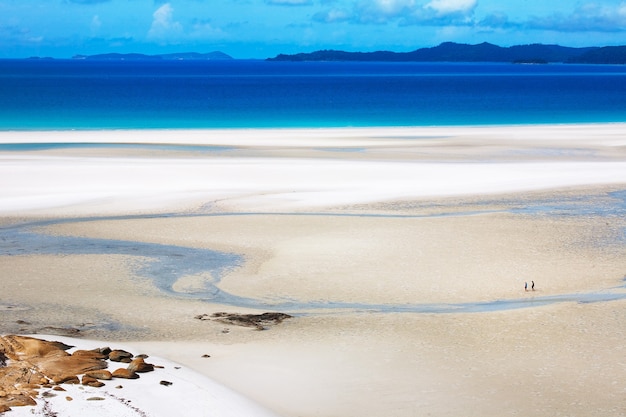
[267,42,626,64]
[18,43,626,64]
[71,51,233,61]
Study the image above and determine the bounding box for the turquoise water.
[1,60,626,129]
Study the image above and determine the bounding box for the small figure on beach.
[531,281,535,291]
[525,282,528,291]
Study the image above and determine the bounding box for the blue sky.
[2,0,626,58]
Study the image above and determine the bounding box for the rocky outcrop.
[72,349,108,360]
[85,370,112,380]
[128,357,154,373]
[81,375,105,387]
[0,335,157,412]
[34,354,108,381]
[108,349,133,363]
[111,368,139,379]
[195,311,293,330]
[0,335,73,360]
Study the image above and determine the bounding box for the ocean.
[1,59,626,129]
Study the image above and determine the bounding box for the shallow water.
[511,190,626,218]
[0,142,235,153]
[2,192,625,315]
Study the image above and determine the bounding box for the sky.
[2,0,626,59]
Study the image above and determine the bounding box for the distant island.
[72,51,233,61]
[17,42,626,64]
[267,42,626,64]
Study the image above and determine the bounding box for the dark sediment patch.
[196,312,293,330]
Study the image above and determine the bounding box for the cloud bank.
[311,0,626,36]
[314,0,478,25]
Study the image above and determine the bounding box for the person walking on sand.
[525,282,528,291]
[531,281,535,291]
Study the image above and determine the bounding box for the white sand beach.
[1,124,626,416]
[2,124,626,215]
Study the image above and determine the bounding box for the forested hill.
[267,42,626,64]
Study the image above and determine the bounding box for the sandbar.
[1,124,625,417]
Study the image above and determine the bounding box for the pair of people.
[524,281,535,291]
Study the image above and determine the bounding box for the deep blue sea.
[1,59,626,129]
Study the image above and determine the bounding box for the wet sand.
[1,125,626,416]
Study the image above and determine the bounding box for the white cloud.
[355,0,417,23]
[91,15,102,33]
[313,8,352,23]
[147,3,183,40]
[190,20,227,39]
[315,0,478,25]
[524,2,626,32]
[26,36,44,44]
[265,0,313,5]
[379,0,416,13]
[425,0,477,15]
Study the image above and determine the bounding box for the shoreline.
[2,121,626,137]
[2,123,626,216]
[2,124,626,416]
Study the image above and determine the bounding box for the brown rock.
[98,347,112,356]
[0,335,162,412]
[2,393,36,408]
[109,349,133,363]
[127,357,154,373]
[81,375,96,385]
[81,376,105,388]
[52,375,80,385]
[0,361,47,412]
[112,368,139,379]
[72,349,108,360]
[0,335,72,361]
[33,354,107,381]
[14,383,40,391]
[85,370,113,380]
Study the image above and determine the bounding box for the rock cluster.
[0,335,158,413]
[195,311,293,330]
